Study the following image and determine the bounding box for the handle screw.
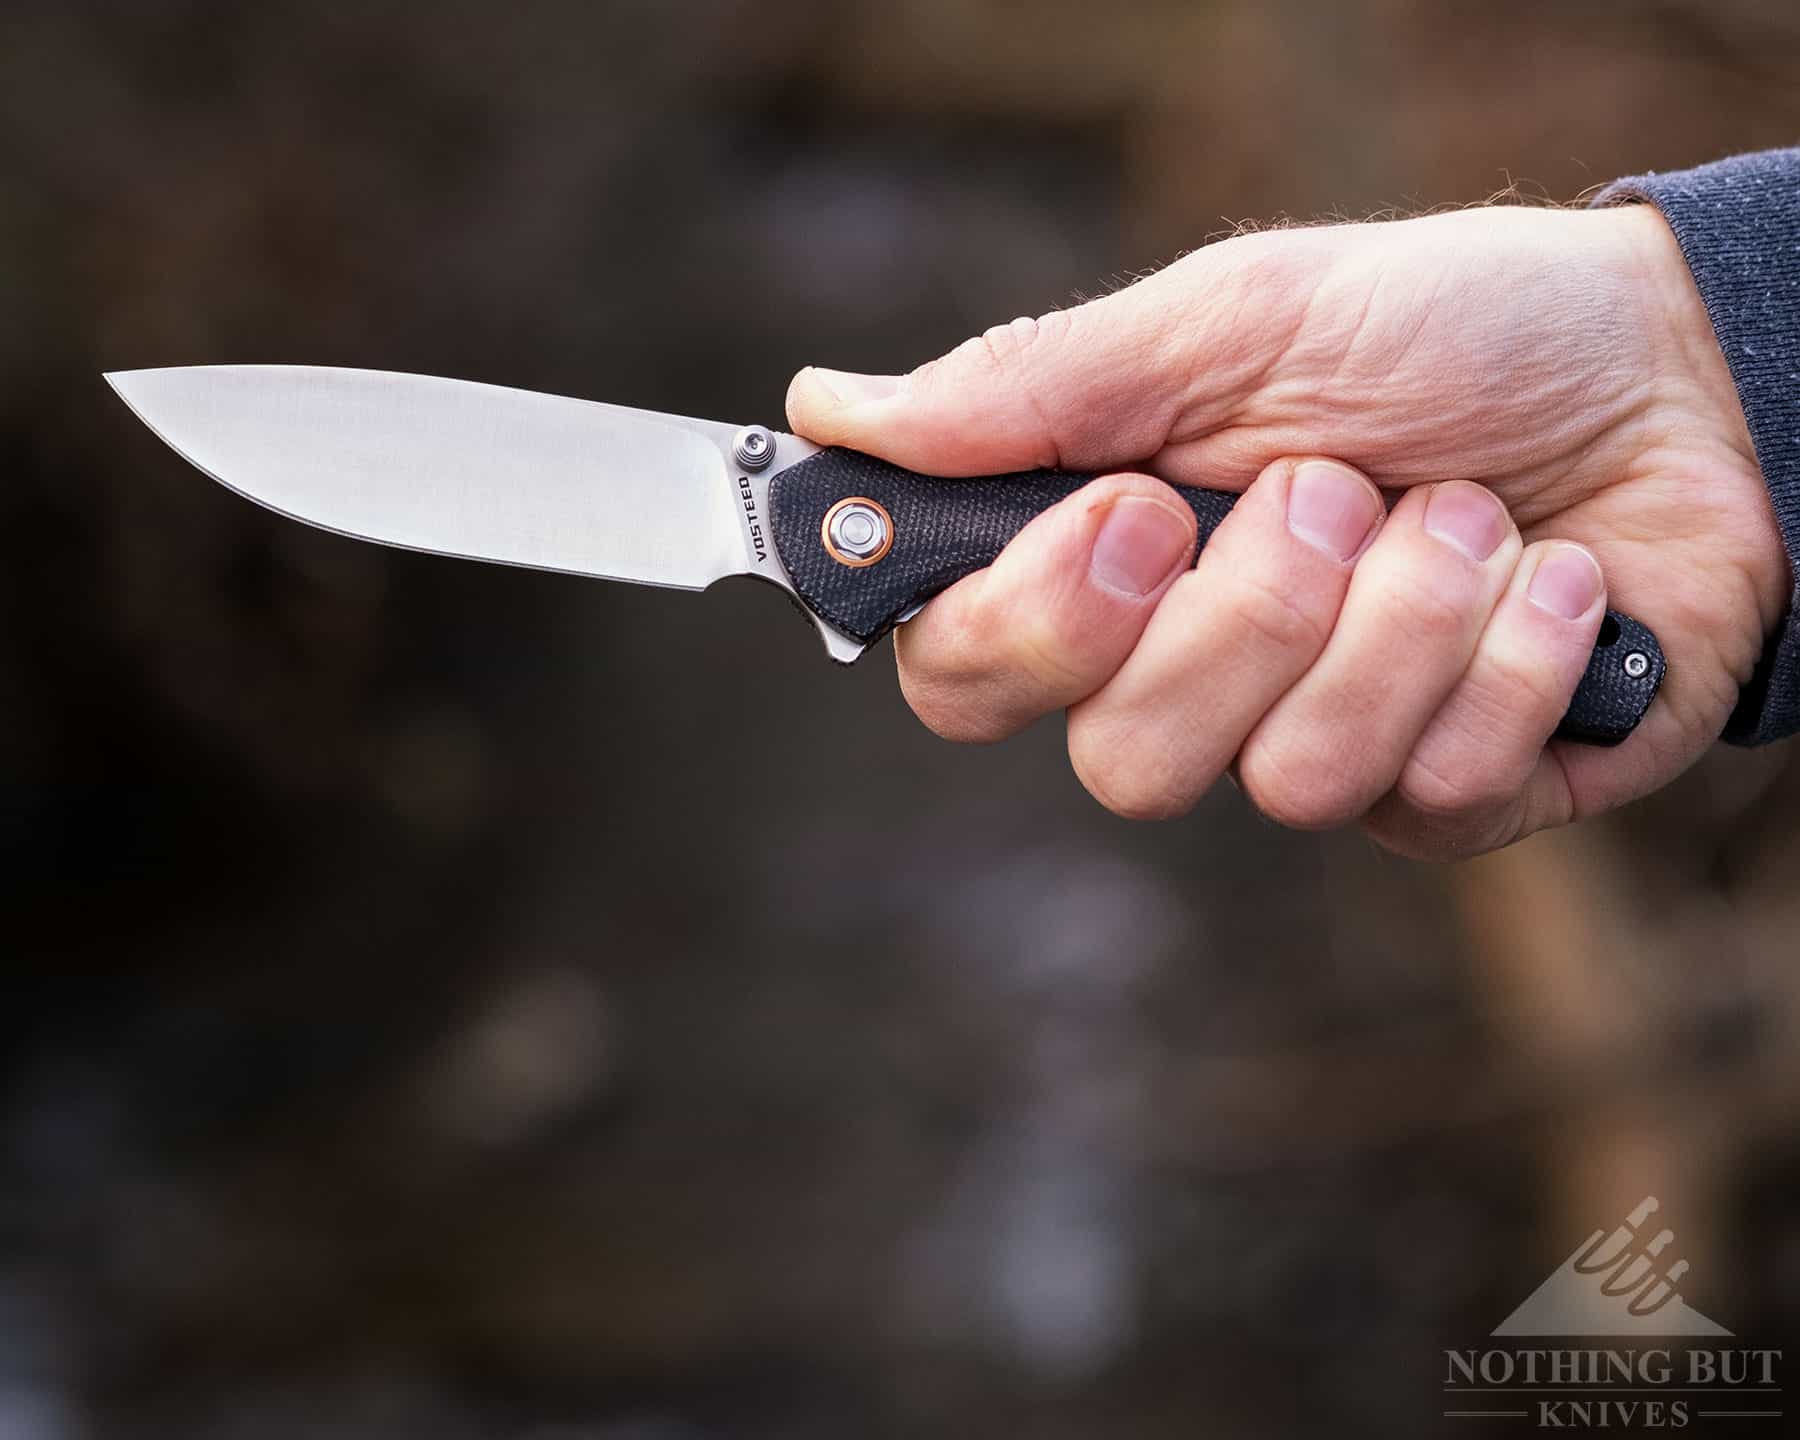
[732,425,775,471]
[822,497,894,566]
[1624,651,1650,679]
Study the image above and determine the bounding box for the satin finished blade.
[104,364,812,596]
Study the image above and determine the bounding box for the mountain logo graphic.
[1493,1196,1731,1337]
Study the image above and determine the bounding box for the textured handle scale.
[769,447,1664,746]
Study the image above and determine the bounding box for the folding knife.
[106,365,1664,745]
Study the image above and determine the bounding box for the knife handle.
[768,446,1664,746]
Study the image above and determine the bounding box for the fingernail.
[808,368,903,406]
[1090,497,1192,597]
[1286,460,1381,562]
[1527,543,1604,620]
[1423,481,1508,561]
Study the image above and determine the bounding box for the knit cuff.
[1594,149,1800,745]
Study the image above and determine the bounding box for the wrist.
[1613,201,1792,642]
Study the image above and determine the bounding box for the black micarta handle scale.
[769,447,1664,746]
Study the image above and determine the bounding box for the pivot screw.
[732,425,775,472]
[821,497,894,566]
[1624,651,1650,679]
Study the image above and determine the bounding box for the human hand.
[786,204,1787,858]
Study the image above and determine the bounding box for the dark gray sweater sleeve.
[1595,149,1800,745]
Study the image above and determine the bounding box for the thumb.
[785,258,1251,477]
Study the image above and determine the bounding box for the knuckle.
[1363,807,1499,863]
[966,312,1060,380]
[1478,644,1573,724]
[1080,763,1193,823]
[896,662,1011,744]
[894,578,1094,744]
[893,601,1012,744]
[1398,652,1569,810]
[1237,735,1362,831]
[1068,723,1197,822]
[1011,612,1092,694]
[925,312,1068,468]
[1392,749,1512,824]
[1382,569,1472,649]
[1229,570,1335,659]
[972,324,1021,379]
[1370,770,1525,860]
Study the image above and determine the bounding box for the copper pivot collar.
[821,496,894,567]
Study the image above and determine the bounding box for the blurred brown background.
[5,1,1800,1436]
